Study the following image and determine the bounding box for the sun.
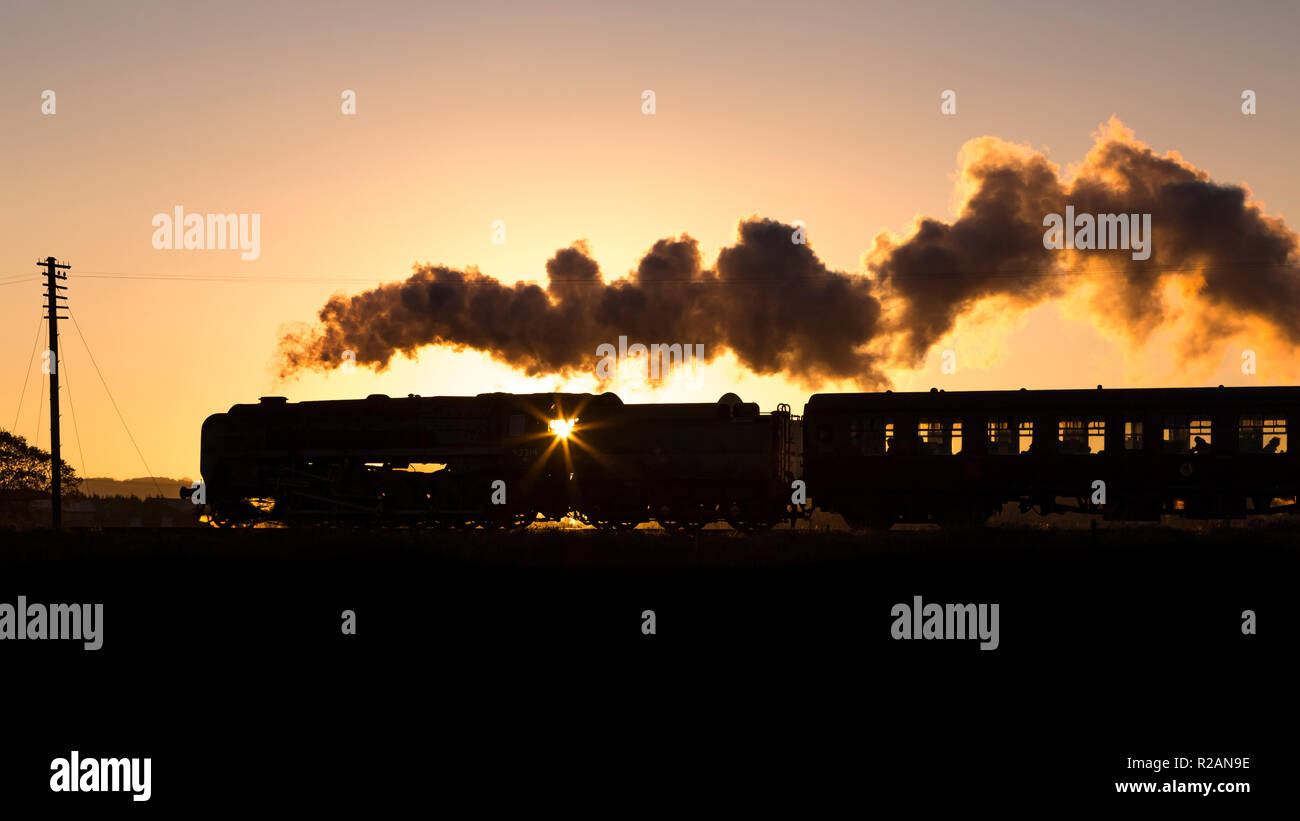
[549,418,577,438]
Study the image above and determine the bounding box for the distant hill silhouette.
[79,477,192,500]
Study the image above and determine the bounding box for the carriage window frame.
[877,417,896,455]
[1190,417,1212,450]
[850,417,894,455]
[918,417,944,454]
[1018,418,1034,454]
[1057,416,1104,455]
[1163,414,1212,453]
[988,416,1015,456]
[1124,420,1143,451]
[1088,418,1105,454]
[1162,414,1188,453]
[918,416,962,456]
[1058,416,1086,454]
[1238,414,1287,454]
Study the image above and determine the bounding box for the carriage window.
[1058,417,1087,454]
[1124,420,1143,450]
[1088,419,1105,454]
[850,418,894,455]
[988,417,1015,455]
[1190,418,1212,451]
[508,414,526,437]
[1018,419,1034,454]
[877,419,895,454]
[917,418,961,455]
[1164,415,1211,453]
[1163,414,1189,453]
[918,417,944,455]
[1058,416,1103,454]
[1239,415,1287,454]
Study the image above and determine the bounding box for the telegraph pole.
[42,256,70,530]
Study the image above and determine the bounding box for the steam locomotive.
[187,386,1298,530]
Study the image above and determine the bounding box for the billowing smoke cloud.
[868,117,1300,366]
[277,218,889,386]
[279,118,1300,385]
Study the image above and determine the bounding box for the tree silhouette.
[0,429,81,494]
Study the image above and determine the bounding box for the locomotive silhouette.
[186,386,1298,530]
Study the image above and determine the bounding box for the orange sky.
[3,1,1299,480]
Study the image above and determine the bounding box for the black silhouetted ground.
[2,520,1293,809]
[3,515,1297,566]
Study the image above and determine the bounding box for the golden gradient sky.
[3,0,1300,480]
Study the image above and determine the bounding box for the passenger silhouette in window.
[1191,436,1210,454]
[1263,436,1281,454]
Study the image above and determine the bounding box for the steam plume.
[278,118,1300,385]
[278,219,888,386]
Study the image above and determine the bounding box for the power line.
[68,311,163,499]
[35,370,43,449]
[2,271,391,285]
[75,272,390,284]
[12,315,45,431]
[59,333,90,485]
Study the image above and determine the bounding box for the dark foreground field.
[1,523,1294,808]
[5,514,1300,563]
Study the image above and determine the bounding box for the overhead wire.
[59,332,90,488]
[13,315,45,431]
[68,311,163,499]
